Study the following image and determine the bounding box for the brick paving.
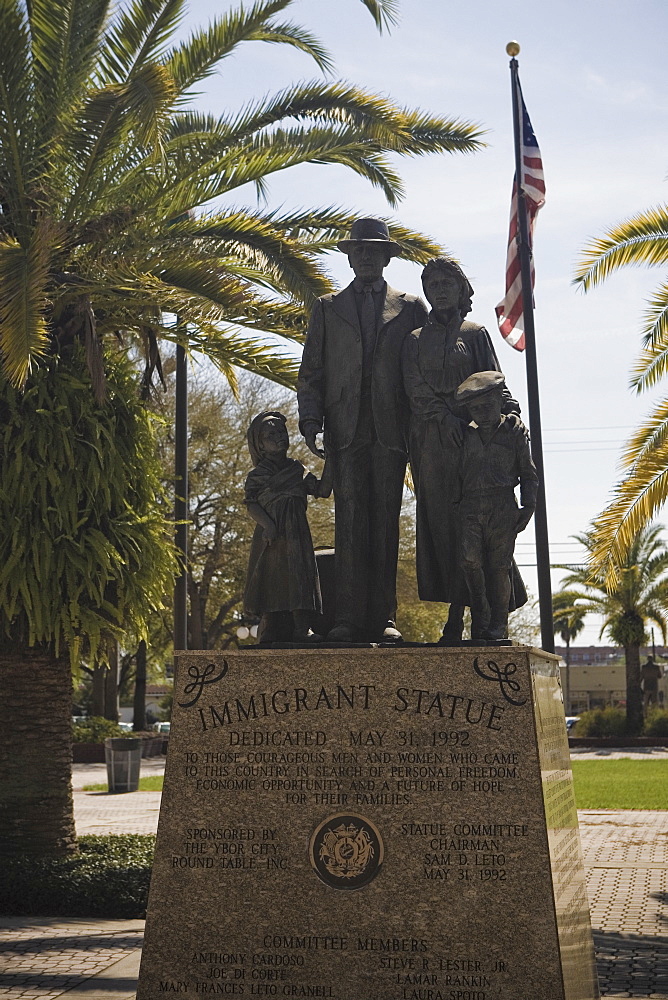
[72,759,163,837]
[580,809,668,998]
[0,919,143,1000]
[1,756,667,998]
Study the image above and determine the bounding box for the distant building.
[120,683,172,725]
[555,645,668,713]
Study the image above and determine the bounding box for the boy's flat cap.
[455,370,506,403]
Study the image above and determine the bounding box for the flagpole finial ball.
[506,41,520,56]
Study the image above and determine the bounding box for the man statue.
[641,655,662,711]
[298,218,428,642]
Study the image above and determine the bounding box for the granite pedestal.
[137,646,599,1000]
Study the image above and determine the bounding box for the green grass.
[571,759,668,810]
[83,775,165,792]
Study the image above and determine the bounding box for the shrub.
[0,835,155,917]
[572,707,628,737]
[643,708,668,737]
[71,717,129,743]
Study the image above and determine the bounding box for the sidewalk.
[1,755,667,999]
[71,759,164,837]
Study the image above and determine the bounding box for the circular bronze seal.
[309,813,384,890]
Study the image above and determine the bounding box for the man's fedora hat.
[337,217,402,256]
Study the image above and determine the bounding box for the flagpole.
[507,42,554,653]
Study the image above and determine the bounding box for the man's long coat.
[297,282,428,452]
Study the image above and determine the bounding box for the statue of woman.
[401,257,525,640]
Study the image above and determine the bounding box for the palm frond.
[250,21,332,73]
[0,0,34,233]
[644,607,668,643]
[165,0,332,92]
[28,0,109,144]
[0,225,54,386]
[164,124,415,211]
[149,210,333,301]
[574,204,668,292]
[385,106,485,155]
[165,109,221,138]
[626,283,668,390]
[65,62,177,218]
[620,400,668,469]
[562,521,668,653]
[179,323,300,389]
[261,207,446,262]
[631,338,668,394]
[105,82,483,218]
[67,261,307,379]
[61,262,299,345]
[221,80,485,153]
[224,299,308,342]
[358,0,400,33]
[97,0,184,83]
[640,281,668,349]
[119,60,178,149]
[590,471,668,585]
[55,266,245,322]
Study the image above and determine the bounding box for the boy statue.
[454,371,539,641]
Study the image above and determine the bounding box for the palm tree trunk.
[0,647,76,857]
[624,643,644,734]
[565,636,571,715]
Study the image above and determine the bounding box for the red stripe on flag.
[523,155,543,169]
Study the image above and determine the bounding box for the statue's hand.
[505,413,529,441]
[441,414,465,447]
[316,478,333,499]
[263,522,278,544]
[516,506,535,533]
[303,423,325,459]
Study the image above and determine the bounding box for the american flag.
[495,77,545,351]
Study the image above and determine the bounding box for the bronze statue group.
[243,219,538,646]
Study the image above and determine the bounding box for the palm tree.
[552,591,586,714]
[559,524,668,733]
[0,0,484,858]
[0,0,483,392]
[575,206,668,572]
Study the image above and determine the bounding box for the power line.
[544,424,636,432]
[545,447,624,453]
[546,438,629,445]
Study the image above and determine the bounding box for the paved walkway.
[579,810,668,996]
[1,754,667,999]
[70,758,164,838]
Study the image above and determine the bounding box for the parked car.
[118,722,133,732]
[565,716,580,733]
[153,722,171,733]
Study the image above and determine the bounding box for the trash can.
[104,737,141,793]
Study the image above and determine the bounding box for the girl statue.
[243,410,323,643]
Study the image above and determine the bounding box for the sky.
[180,0,668,644]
